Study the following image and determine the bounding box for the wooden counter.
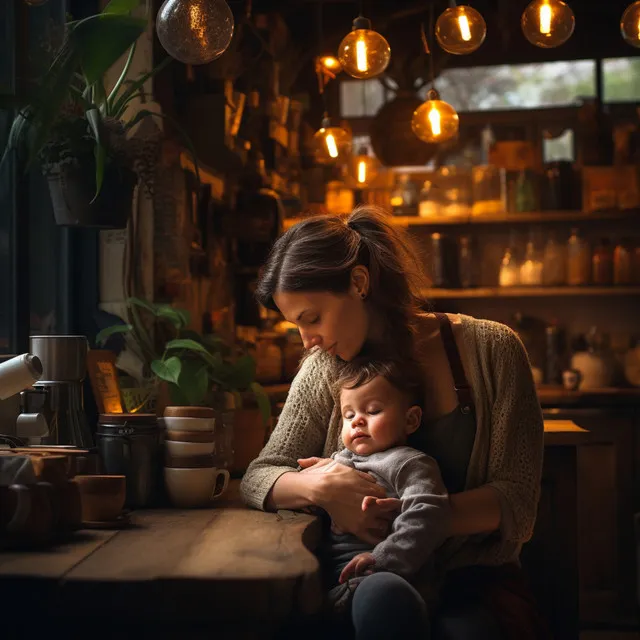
[0,481,323,639]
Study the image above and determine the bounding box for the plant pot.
[47,159,137,228]
[230,408,269,476]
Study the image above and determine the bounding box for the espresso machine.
[19,336,93,448]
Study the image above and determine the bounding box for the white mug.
[164,466,229,508]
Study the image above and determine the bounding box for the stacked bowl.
[162,406,229,508]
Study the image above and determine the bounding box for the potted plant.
[1,0,197,228]
[96,297,272,472]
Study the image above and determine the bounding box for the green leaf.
[96,323,133,346]
[128,296,157,314]
[155,305,188,329]
[106,42,137,113]
[85,107,104,198]
[111,55,172,118]
[151,357,181,385]
[250,382,272,427]
[177,360,210,406]
[229,354,256,390]
[73,14,147,86]
[168,383,188,406]
[103,0,140,14]
[165,339,222,369]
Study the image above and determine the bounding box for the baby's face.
[340,375,418,456]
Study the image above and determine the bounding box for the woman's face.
[273,288,369,361]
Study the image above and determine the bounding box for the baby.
[324,357,451,615]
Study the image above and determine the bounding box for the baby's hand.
[362,495,401,512]
[339,552,376,584]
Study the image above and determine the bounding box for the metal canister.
[96,413,161,508]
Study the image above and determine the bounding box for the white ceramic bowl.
[165,439,215,457]
[161,416,215,433]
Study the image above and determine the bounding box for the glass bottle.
[519,239,543,286]
[566,228,591,286]
[458,235,475,288]
[613,240,632,285]
[390,174,419,216]
[592,238,613,285]
[499,235,519,287]
[542,233,567,286]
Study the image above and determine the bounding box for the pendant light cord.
[316,1,329,117]
[429,1,436,89]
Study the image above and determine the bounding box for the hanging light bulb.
[621,1,640,48]
[313,116,352,164]
[411,89,459,144]
[338,16,391,79]
[317,55,342,73]
[435,2,487,55]
[156,0,234,65]
[349,147,379,187]
[521,0,575,48]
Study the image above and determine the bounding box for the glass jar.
[566,228,591,285]
[418,179,442,218]
[499,242,519,287]
[390,174,419,215]
[471,165,507,217]
[437,166,472,218]
[592,238,613,285]
[519,240,543,285]
[542,234,567,286]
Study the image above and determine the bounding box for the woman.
[240,205,547,639]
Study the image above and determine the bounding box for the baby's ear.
[405,405,422,435]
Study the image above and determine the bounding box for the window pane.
[603,57,640,102]
[340,79,388,117]
[0,1,15,354]
[421,60,596,112]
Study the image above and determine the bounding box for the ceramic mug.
[165,439,215,457]
[164,466,230,508]
[162,416,215,433]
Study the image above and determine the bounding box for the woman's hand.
[298,457,402,545]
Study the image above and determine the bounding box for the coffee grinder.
[19,335,93,448]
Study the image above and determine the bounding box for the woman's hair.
[255,205,429,358]
[334,356,424,408]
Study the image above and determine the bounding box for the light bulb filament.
[357,160,367,183]
[458,14,472,41]
[637,17,640,40]
[428,107,442,137]
[539,3,552,35]
[326,133,339,158]
[356,39,368,72]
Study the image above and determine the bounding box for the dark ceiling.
[258,0,640,67]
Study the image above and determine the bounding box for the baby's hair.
[334,356,424,407]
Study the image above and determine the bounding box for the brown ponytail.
[256,205,429,358]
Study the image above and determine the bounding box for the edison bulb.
[317,55,342,73]
[313,118,352,164]
[156,0,234,65]
[338,16,391,79]
[436,4,487,55]
[349,149,379,187]
[621,1,640,48]
[411,92,459,144]
[521,0,575,48]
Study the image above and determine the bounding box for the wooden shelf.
[421,286,640,299]
[282,209,639,230]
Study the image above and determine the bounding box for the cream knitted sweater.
[240,314,544,571]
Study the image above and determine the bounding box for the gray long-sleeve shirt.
[328,445,451,580]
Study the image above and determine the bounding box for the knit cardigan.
[240,314,544,571]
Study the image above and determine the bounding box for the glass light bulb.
[435,5,487,55]
[621,1,640,48]
[349,151,379,187]
[156,0,234,65]
[313,124,352,164]
[521,0,575,49]
[317,55,342,72]
[411,97,459,144]
[338,17,390,80]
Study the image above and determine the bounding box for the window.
[421,60,597,112]
[603,56,640,102]
[340,79,390,117]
